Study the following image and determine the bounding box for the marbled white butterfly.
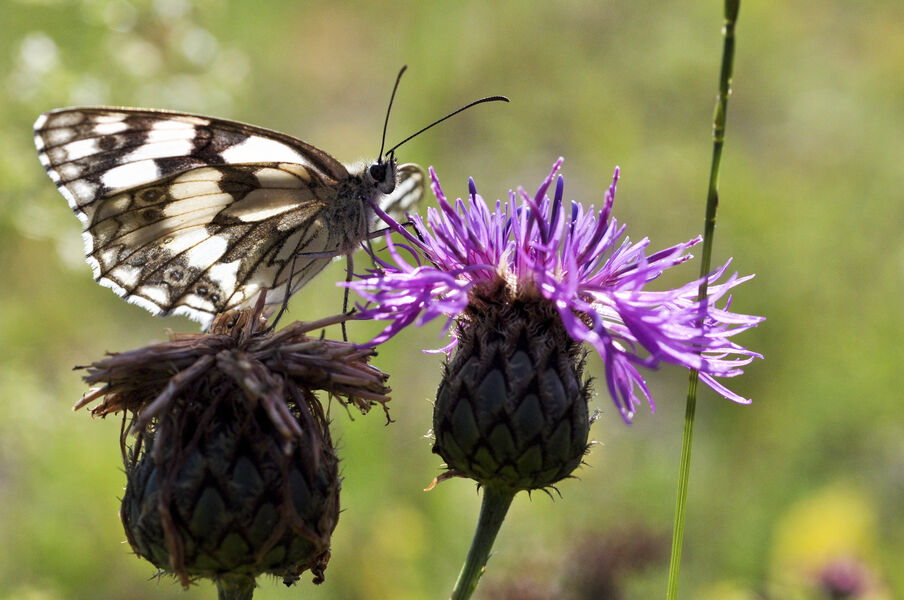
[33,105,428,329]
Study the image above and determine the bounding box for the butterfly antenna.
[384,95,510,157]
[379,65,408,161]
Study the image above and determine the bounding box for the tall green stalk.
[449,486,516,600]
[666,2,740,599]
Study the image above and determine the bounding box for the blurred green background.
[1,1,902,598]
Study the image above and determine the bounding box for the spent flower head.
[353,158,763,423]
[77,305,391,594]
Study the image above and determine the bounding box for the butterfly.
[33,106,425,329]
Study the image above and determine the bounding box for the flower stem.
[450,485,516,600]
[666,2,740,599]
[217,575,255,600]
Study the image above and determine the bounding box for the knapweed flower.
[357,159,762,418]
[351,159,763,600]
[352,159,762,490]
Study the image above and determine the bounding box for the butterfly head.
[367,154,398,195]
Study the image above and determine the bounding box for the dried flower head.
[78,304,390,594]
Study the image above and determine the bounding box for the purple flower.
[351,159,763,422]
[816,557,872,598]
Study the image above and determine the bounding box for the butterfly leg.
[267,249,356,337]
[341,253,354,342]
[267,252,301,332]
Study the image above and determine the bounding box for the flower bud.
[433,286,591,492]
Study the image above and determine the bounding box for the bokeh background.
[1,1,902,599]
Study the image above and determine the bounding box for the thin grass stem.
[666,2,740,598]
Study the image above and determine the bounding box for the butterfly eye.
[369,163,387,182]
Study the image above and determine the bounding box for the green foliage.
[1,1,901,598]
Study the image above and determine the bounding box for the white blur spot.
[19,32,59,75]
[69,76,111,106]
[180,27,219,66]
[115,37,162,77]
[103,0,138,32]
[153,0,190,19]
[212,48,250,84]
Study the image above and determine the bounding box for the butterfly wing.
[83,162,350,325]
[34,107,350,224]
[34,107,355,325]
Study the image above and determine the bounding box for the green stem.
[449,485,516,600]
[666,2,739,599]
[216,574,255,600]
